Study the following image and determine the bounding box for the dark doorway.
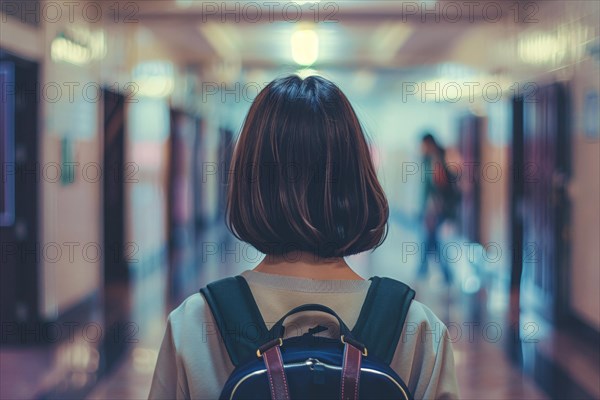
[509,95,525,363]
[0,51,39,337]
[193,118,205,233]
[101,89,131,370]
[516,83,570,322]
[217,127,234,219]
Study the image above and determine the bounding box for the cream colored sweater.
[148,270,459,399]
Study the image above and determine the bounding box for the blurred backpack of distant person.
[421,134,461,224]
[433,147,461,223]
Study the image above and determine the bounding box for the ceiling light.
[291,29,319,66]
[132,61,175,98]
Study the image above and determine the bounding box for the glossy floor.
[3,216,597,399]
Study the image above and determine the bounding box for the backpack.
[200,275,416,400]
[432,156,461,221]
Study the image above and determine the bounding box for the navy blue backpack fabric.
[200,276,415,400]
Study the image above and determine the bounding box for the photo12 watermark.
[0,241,140,264]
[1,1,139,24]
[1,321,139,344]
[196,1,340,23]
[1,80,141,105]
[1,162,140,185]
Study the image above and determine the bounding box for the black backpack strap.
[200,276,269,367]
[351,276,416,364]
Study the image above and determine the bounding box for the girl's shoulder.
[404,299,448,330]
[164,293,213,347]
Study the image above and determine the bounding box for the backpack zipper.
[229,358,409,400]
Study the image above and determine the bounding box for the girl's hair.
[226,74,388,258]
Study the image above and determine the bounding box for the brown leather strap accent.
[341,343,362,400]
[262,345,290,400]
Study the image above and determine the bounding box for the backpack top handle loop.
[270,303,360,344]
[341,334,368,356]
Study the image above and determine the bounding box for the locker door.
[102,89,130,369]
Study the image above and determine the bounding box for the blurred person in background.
[418,133,459,285]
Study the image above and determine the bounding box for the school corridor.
[1,1,599,399]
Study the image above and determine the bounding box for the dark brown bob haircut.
[226,74,388,258]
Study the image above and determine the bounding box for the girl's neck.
[254,251,364,280]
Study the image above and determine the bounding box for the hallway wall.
[569,56,600,330]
